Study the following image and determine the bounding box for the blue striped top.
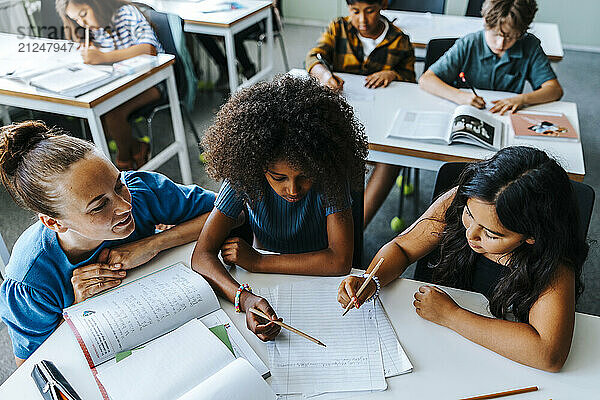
[91,5,164,53]
[214,180,351,254]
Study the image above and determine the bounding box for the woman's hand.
[220,237,262,271]
[337,275,377,309]
[413,285,461,328]
[490,96,525,115]
[106,240,160,270]
[364,70,397,88]
[240,292,282,341]
[457,91,486,109]
[81,45,108,64]
[71,248,125,303]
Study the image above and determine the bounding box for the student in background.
[56,0,164,170]
[192,76,367,336]
[419,0,562,115]
[0,121,216,366]
[305,0,416,228]
[338,146,588,372]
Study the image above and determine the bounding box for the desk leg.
[266,10,274,74]
[166,72,193,185]
[86,110,110,157]
[224,31,238,93]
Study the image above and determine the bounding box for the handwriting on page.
[266,279,386,397]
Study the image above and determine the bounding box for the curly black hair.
[202,74,368,208]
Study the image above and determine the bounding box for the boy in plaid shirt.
[306,0,416,228]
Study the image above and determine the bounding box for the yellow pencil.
[85,26,89,50]
[342,257,384,316]
[248,308,326,347]
[459,386,538,400]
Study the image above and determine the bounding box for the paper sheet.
[264,279,387,397]
[374,299,413,378]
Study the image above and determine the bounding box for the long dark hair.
[432,146,587,322]
[55,0,130,42]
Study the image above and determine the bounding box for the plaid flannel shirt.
[306,16,416,82]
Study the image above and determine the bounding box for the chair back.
[143,8,198,110]
[465,0,484,17]
[413,162,596,282]
[423,38,457,72]
[387,0,446,14]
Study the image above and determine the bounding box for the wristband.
[234,283,252,313]
[360,273,381,303]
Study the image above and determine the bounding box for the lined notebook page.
[374,299,413,377]
[264,279,386,397]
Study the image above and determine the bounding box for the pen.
[459,71,479,97]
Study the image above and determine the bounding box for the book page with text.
[63,263,220,367]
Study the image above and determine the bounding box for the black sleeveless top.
[469,254,511,300]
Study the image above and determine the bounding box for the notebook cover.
[510,111,579,140]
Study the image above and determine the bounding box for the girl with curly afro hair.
[191,75,368,339]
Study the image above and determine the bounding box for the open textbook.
[387,105,503,150]
[63,263,272,400]
[261,278,412,398]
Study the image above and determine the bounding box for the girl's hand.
[81,45,108,64]
[71,248,125,303]
[240,293,282,341]
[364,70,396,88]
[490,96,524,115]
[337,275,377,310]
[220,237,262,271]
[413,285,461,328]
[457,91,486,109]
[106,240,160,271]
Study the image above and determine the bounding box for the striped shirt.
[215,180,351,254]
[91,5,163,53]
[305,16,415,82]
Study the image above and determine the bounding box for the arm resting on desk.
[421,264,576,372]
[489,79,563,114]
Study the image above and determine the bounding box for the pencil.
[248,308,326,347]
[85,26,89,50]
[459,386,538,400]
[342,257,384,316]
[459,71,479,97]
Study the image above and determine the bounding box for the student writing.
[0,121,215,367]
[419,0,563,115]
[191,75,368,340]
[338,146,588,372]
[56,0,164,170]
[305,0,416,228]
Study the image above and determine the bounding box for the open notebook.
[63,263,270,400]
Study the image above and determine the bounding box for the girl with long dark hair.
[55,0,163,170]
[338,146,588,372]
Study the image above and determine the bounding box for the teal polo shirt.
[429,30,557,93]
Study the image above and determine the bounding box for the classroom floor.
[1,23,599,384]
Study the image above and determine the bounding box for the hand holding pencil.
[337,258,384,314]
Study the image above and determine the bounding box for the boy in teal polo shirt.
[419,0,563,115]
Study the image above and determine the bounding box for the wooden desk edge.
[0,59,174,109]
[369,143,584,181]
[184,3,271,28]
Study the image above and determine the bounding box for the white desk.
[337,72,586,182]
[381,10,564,62]
[142,0,273,93]
[1,242,599,399]
[0,34,193,184]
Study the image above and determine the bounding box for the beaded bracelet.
[360,273,381,303]
[234,283,252,313]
